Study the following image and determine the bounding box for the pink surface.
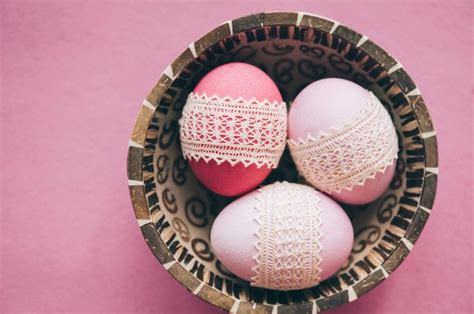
[317,191,354,280]
[189,63,283,196]
[0,1,471,313]
[288,78,396,204]
[288,78,370,137]
[210,184,353,286]
[211,189,260,282]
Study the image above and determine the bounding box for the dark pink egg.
[181,63,286,196]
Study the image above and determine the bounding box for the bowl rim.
[127,11,438,313]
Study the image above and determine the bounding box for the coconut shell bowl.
[126,11,438,313]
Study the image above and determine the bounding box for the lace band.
[251,182,323,290]
[288,92,398,193]
[179,92,287,168]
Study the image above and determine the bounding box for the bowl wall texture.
[127,12,438,313]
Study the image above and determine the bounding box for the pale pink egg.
[180,62,286,196]
[288,78,397,204]
[210,182,354,290]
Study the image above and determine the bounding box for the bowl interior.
[131,13,437,313]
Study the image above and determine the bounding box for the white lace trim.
[251,182,323,290]
[179,92,287,168]
[288,92,398,194]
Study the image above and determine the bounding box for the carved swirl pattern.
[192,238,215,262]
[377,195,397,223]
[352,226,382,254]
[185,197,208,228]
[162,188,177,213]
[172,217,191,242]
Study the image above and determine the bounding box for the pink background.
[1,1,472,313]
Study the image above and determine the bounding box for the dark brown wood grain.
[195,23,232,56]
[353,269,384,297]
[237,302,273,314]
[405,208,430,244]
[129,185,148,219]
[141,223,175,264]
[382,241,410,274]
[360,40,398,70]
[170,48,195,78]
[410,96,434,134]
[233,14,265,33]
[278,302,314,314]
[333,25,363,45]
[196,285,235,311]
[316,291,349,311]
[131,106,154,146]
[168,262,202,292]
[127,146,143,181]
[420,173,438,209]
[299,14,334,33]
[390,68,417,94]
[263,12,298,26]
[146,74,173,106]
[424,136,439,167]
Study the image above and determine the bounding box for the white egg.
[211,182,353,290]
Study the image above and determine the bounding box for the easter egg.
[210,181,354,290]
[287,78,398,204]
[179,63,287,197]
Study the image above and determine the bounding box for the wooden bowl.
[127,12,438,313]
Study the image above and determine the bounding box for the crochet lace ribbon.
[179,92,287,168]
[288,92,398,194]
[252,182,323,290]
